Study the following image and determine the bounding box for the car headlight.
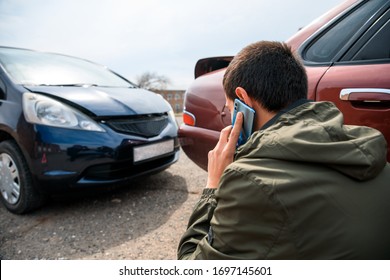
[22,92,105,132]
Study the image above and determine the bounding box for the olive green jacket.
[178,101,390,259]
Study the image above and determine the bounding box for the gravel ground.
[3,120,385,280]
[0,141,208,260]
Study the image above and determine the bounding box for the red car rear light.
[183,110,196,126]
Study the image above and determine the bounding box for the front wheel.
[0,140,45,214]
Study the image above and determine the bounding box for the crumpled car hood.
[24,86,171,117]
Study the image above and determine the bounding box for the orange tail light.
[183,110,196,126]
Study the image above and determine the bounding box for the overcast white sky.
[0,0,343,89]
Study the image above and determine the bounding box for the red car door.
[316,64,390,161]
[314,7,390,161]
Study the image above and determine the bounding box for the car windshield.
[0,47,134,87]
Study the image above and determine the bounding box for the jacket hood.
[238,101,387,181]
[24,86,171,116]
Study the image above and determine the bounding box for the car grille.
[104,114,169,137]
[82,153,177,181]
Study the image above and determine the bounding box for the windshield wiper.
[24,83,99,87]
[24,83,136,88]
[46,83,99,87]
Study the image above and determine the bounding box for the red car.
[179,0,390,170]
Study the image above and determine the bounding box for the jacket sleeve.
[178,166,289,259]
[177,188,217,259]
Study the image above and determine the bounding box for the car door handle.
[340,88,390,102]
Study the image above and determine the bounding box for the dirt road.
[0,147,207,260]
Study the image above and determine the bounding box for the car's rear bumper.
[178,124,219,171]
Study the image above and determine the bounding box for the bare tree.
[136,71,171,91]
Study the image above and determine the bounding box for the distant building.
[154,89,185,113]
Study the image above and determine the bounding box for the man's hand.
[206,112,243,189]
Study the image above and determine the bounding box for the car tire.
[0,140,45,214]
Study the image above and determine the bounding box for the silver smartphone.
[232,99,255,146]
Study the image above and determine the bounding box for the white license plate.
[133,139,174,163]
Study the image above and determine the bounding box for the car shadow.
[0,170,189,260]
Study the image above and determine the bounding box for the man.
[178,41,390,259]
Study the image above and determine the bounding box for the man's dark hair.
[223,41,308,112]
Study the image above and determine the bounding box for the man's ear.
[235,87,254,107]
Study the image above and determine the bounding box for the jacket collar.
[260,99,311,131]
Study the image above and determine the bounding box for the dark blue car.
[0,47,180,214]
